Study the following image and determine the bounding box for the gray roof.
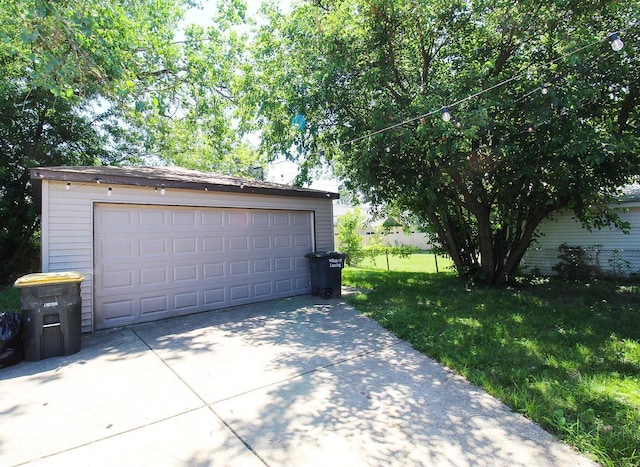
[619,183,640,203]
[31,166,339,200]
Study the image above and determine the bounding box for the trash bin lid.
[304,251,347,259]
[14,272,85,288]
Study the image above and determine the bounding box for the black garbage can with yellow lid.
[14,272,84,361]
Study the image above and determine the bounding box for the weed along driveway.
[0,294,597,466]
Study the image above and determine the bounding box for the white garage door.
[94,204,313,329]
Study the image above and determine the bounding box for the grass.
[356,251,455,273]
[343,255,640,466]
[0,286,20,312]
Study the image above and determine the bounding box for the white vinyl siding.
[524,204,640,275]
[41,180,335,332]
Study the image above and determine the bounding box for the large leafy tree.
[0,0,260,283]
[244,0,640,284]
[0,0,187,283]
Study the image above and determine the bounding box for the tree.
[0,0,260,282]
[244,0,640,284]
[336,208,366,266]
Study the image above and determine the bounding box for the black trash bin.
[14,272,84,362]
[305,251,347,299]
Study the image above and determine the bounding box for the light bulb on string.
[541,84,549,95]
[66,182,71,190]
[441,107,451,122]
[160,184,166,195]
[608,33,624,51]
[107,186,112,196]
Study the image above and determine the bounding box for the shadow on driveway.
[0,294,597,466]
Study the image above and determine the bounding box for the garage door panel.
[229,236,249,250]
[275,279,293,293]
[174,264,198,282]
[294,233,311,247]
[204,288,225,305]
[172,237,197,254]
[140,295,168,315]
[254,282,272,297]
[174,291,198,311]
[253,236,270,249]
[253,258,271,273]
[252,211,270,225]
[201,212,222,227]
[139,209,166,227]
[203,262,225,278]
[229,284,250,301]
[172,210,197,226]
[229,260,250,276]
[273,212,290,225]
[203,236,224,252]
[274,235,290,248]
[95,204,313,329]
[140,266,168,286]
[102,268,134,290]
[140,238,167,256]
[228,211,248,226]
[274,257,292,270]
[102,299,135,321]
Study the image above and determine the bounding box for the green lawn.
[343,258,640,466]
[356,251,454,273]
[0,285,19,312]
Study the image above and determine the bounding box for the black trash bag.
[0,311,23,369]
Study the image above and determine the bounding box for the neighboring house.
[31,166,338,332]
[521,184,640,277]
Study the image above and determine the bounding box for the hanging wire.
[340,32,625,148]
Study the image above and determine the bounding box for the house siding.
[523,203,640,275]
[42,180,335,332]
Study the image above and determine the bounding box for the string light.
[107,186,112,196]
[160,184,166,195]
[608,33,624,51]
[441,107,451,122]
[66,182,71,190]
[340,31,626,147]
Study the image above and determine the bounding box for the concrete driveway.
[0,293,597,466]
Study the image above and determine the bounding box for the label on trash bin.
[329,258,343,268]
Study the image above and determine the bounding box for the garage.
[31,166,338,332]
[94,204,313,329]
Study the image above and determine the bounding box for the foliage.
[336,208,365,266]
[244,0,640,284]
[342,268,640,466]
[0,0,262,283]
[552,243,595,281]
[0,286,20,313]
[0,87,112,283]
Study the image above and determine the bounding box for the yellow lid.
[14,272,85,287]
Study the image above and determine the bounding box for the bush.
[552,243,594,281]
[336,208,366,266]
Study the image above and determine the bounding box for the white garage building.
[31,166,338,332]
